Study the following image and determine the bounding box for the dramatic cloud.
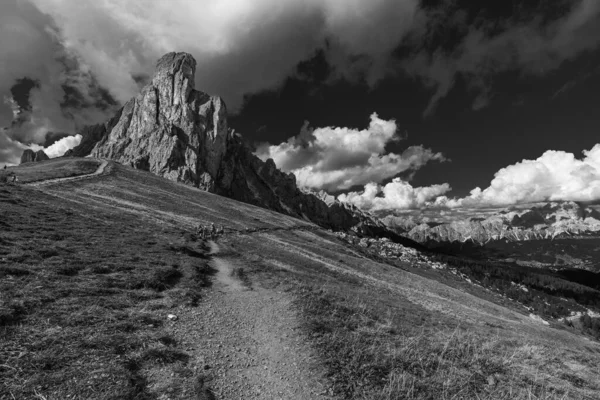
[0,128,29,166]
[0,0,119,164]
[30,0,420,109]
[29,134,82,159]
[456,145,600,207]
[339,145,600,212]
[256,113,446,191]
[406,0,600,115]
[338,178,452,211]
[0,0,426,164]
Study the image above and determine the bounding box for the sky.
[1,0,600,215]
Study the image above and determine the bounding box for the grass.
[222,231,600,400]
[1,158,101,183]
[0,185,214,399]
[294,285,587,399]
[4,159,600,399]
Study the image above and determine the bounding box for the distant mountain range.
[384,201,600,245]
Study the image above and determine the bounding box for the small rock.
[167,314,178,321]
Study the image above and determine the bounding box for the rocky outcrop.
[20,149,49,164]
[70,52,394,236]
[66,109,123,158]
[89,53,228,189]
[390,202,600,245]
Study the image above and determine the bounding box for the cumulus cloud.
[405,0,600,115]
[455,144,600,207]
[29,134,82,159]
[256,113,446,191]
[338,178,452,211]
[350,144,600,212]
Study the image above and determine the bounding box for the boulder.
[20,149,49,164]
[34,150,49,162]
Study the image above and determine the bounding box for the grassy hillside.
[1,158,101,184]
[2,159,600,399]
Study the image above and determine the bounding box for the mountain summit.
[71,52,388,233]
[89,52,228,188]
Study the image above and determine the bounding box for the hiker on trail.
[218,225,224,235]
[210,223,216,239]
[11,174,17,183]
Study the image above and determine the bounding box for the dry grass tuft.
[294,284,596,399]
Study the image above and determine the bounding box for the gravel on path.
[159,241,335,399]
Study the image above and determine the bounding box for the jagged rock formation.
[389,202,600,244]
[88,52,228,189]
[69,52,389,234]
[20,149,49,164]
[64,111,123,158]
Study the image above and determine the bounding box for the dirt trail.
[26,159,109,187]
[162,241,334,399]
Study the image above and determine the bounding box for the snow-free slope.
[2,159,600,399]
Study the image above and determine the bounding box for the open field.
[2,159,600,399]
[1,158,102,184]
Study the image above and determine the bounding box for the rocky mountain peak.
[69,52,394,239]
[152,52,200,114]
[88,51,227,189]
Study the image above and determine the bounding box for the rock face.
[20,149,49,164]
[65,110,123,158]
[89,52,228,189]
[389,202,600,245]
[70,52,389,234]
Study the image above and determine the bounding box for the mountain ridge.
[68,52,385,234]
[385,201,600,245]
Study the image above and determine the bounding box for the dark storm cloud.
[29,0,421,112]
[0,128,27,166]
[404,0,600,115]
[0,0,120,164]
[131,73,151,88]
[10,78,39,113]
[1,0,423,164]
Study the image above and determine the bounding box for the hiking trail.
[26,159,109,187]
[154,240,334,399]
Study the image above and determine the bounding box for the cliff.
[70,52,385,233]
